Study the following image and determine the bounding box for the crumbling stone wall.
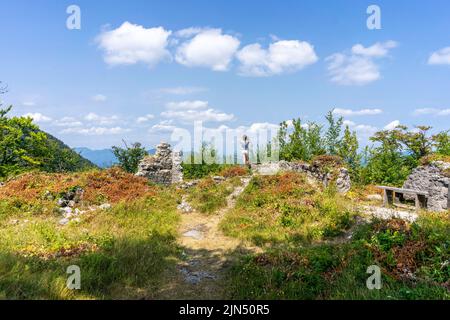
[402,161,450,212]
[252,160,351,194]
[136,142,183,185]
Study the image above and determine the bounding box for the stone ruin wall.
[137,144,352,193]
[402,161,450,212]
[252,160,351,194]
[136,142,183,185]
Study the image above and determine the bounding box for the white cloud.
[60,126,130,136]
[413,108,450,116]
[84,112,119,125]
[136,114,155,123]
[327,41,397,85]
[166,100,209,110]
[428,47,450,65]
[351,41,397,57]
[237,40,318,77]
[175,29,240,71]
[247,122,279,133]
[343,120,356,126]
[174,27,208,38]
[342,119,378,136]
[149,120,177,133]
[22,112,52,123]
[97,22,172,67]
[162,100,234,123]
[162,109,235,123]
[158,86,207,95]
[384,120,401,130]
[333,108,383,116]
[54,117,83,127]
[92,94,107,102]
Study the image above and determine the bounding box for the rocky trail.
[158,176,260,299]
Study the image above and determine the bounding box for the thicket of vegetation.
[277,110,450,186]
[0,106,96,180]
[226,214,449,299]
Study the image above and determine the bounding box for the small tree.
[338,125,361,181]
[112,141,148,173]
[324,109,343,155]
[396,125,433,160]
[432,130,450,156]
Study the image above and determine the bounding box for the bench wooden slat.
[376,186,428,196]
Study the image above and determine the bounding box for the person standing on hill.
[241,135,250,167]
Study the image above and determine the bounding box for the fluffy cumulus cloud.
[22,112,52,123]
[326,41,397,85]
[344,120,378,137]
[237,40,318,76]
[333,108,383,116]
[428,47,450,65]
[84,112,119,125]
[149,120,177,133]
[136,114,155,123]
[175,29,240,71]
[161,100,234,123]
[384,120,401,130]
[97,22,172,67]
[351,41,397,57]
[413,108,450,116]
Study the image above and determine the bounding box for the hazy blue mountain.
[73,147,156,168]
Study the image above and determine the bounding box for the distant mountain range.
[73,147,156,168]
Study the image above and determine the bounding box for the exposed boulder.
[402,161,450,212]
[252,160,351,194]
[136,142,183,185]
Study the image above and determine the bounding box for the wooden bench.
[377,186,429,211]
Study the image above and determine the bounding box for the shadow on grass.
[0,232,179,300]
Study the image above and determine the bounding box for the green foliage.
[112,141,148,173]
[338,126,361,182]
[225,215,450,300]
[220,172,356,246]
[0,106,94,179]
[361,131,412,186]
[324,109,344,155]
[182,143,225,179]
[277,118,325,162]
[432,130,450,156]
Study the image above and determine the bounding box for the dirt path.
[157,176,260,299]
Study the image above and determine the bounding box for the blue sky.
[1,0,450,149]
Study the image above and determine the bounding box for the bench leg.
[393,192,404,205]
[415,194,427,211]
[383,190,393,207]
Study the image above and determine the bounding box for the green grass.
[220,172,356,246]
[186,176,241,214]
[224,214,450,300]
[0,188,181,299]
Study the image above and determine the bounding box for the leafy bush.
[112,141,148,173]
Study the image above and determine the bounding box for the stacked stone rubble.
[252,160,351,194]
[136,142,183,185]
[402,161,450,212]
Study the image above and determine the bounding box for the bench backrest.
[377,186,428,196]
